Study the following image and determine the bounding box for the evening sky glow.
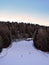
[0,0,49,26]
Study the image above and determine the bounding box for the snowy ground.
[0,38,49,65]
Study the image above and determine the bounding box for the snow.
[0,39,49,65]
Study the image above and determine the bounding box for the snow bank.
[0,39,49,65]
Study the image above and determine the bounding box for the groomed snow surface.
[0,38,49,65]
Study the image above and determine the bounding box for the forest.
[0,21,49,53]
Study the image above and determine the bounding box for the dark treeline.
[0,21,49,53]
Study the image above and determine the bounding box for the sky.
[0,0,49,26]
